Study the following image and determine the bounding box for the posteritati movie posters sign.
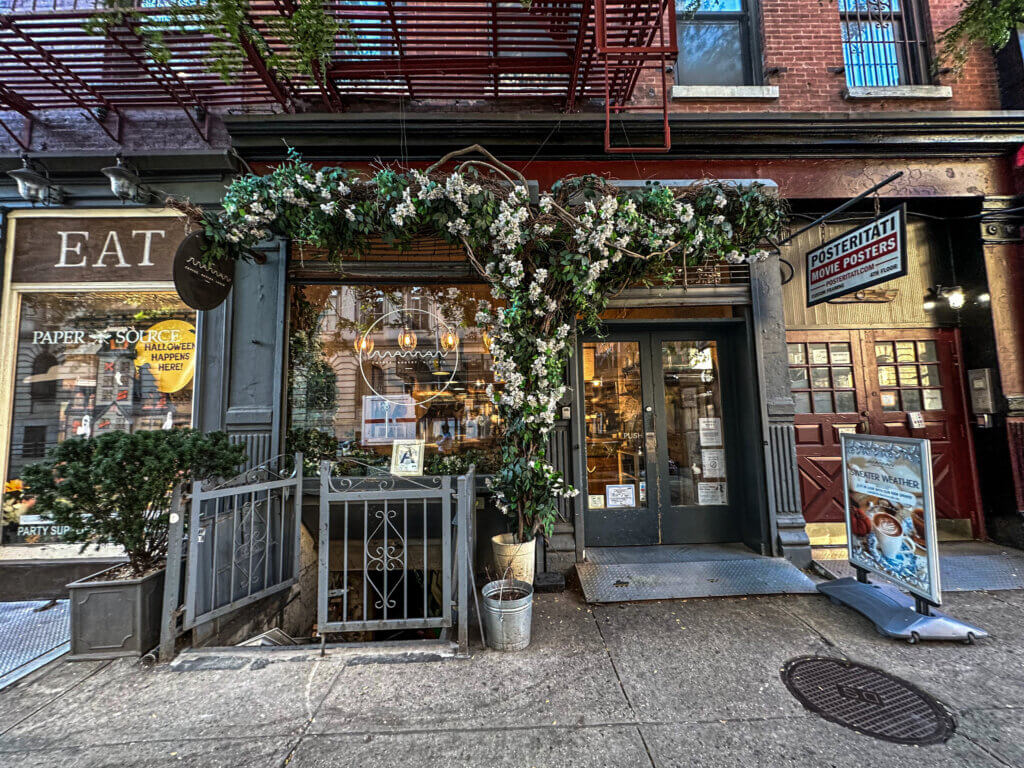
[841,433,941,604]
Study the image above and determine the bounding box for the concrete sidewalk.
[1,588,1022,767]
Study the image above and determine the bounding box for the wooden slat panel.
[781,217,940,330]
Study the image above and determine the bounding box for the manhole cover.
[781,656,955,745]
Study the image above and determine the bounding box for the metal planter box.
[67,565,165,660]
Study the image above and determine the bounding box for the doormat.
[576,558,817,603]
[781,656,956,744]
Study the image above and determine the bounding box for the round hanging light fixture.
[397,327,417,352]
[353,334,374,356]
[440,327,459,352]
[102,154,151,203]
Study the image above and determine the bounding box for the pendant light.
[440,327,459,352]
[397,327,417,352]
[353,333,374,356]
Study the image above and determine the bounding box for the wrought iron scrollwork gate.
[183,454,304,629]
[317,461,473,654]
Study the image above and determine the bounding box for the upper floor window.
[840,0,932,86]
[675,0,758,86]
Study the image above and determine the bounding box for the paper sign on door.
[699,417,722,447]
[697,482,728,505]
[702,448,726,479]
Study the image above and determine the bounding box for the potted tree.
[21,429,246,659]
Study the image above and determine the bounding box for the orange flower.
[4,479,23,494]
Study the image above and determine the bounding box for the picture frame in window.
[391,439,425,477]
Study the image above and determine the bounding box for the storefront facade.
[193,210,803,574]
[0,210,198,546]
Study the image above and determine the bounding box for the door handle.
[859,411,870,433]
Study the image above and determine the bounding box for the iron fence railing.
[182,454,303,630]
[317,460,473,653]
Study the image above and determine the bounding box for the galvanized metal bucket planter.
[67,564,165,660]
[481,579,533,651]
[491,534,535,584]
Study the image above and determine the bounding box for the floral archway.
[174,146,787,544]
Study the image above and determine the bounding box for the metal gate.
[183,454,304,629]
[317,461,473,652]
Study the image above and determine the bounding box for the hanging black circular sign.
[172,231,235,311]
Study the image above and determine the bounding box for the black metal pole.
[777,171,905,247]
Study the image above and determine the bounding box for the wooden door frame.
[861,327,985,538]
[790,327,984,539]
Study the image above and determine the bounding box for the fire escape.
[0,0,676,153]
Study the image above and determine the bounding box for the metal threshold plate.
[0,600,70,690]
[782,655,956,745]
[814,542,1024,592]
[576,558,817,603]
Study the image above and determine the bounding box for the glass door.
[581,328,745,546]
[653,333,742,544]
[579,338,658,546]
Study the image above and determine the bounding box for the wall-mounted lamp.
[923,285,968,311]
[7,154,64,205]
[102,154,151,203]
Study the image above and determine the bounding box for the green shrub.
[21,429,247,576]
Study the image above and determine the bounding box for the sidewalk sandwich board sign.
[841,433,941,605]
[806,205,907,307]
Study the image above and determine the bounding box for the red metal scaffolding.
[0,0,675,151]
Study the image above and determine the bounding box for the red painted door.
[860,330,982,533]
[788,332,870,525]
[789,329,982,536]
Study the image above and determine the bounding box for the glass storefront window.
[287,284,501,474]
[5,292,196,537]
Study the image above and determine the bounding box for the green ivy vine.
[84,0,347,86]
[173,146,786,543]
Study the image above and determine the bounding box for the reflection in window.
[675,0,752,86]
[288,285,501,474]
[839,0,930,86]
[30,352,58,406]
[662,341,728,506]
[6,292,196,482]
[582,342,646,510]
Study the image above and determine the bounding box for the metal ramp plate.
[813,541,1024,592]
[576,558,817,603]
[0,600,69,690]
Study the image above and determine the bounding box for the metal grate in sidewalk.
[0,600,70,690]
[813,541,1024,592]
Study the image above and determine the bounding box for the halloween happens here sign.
[134,319,197,393]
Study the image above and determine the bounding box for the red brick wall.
[638,0,1001,113]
